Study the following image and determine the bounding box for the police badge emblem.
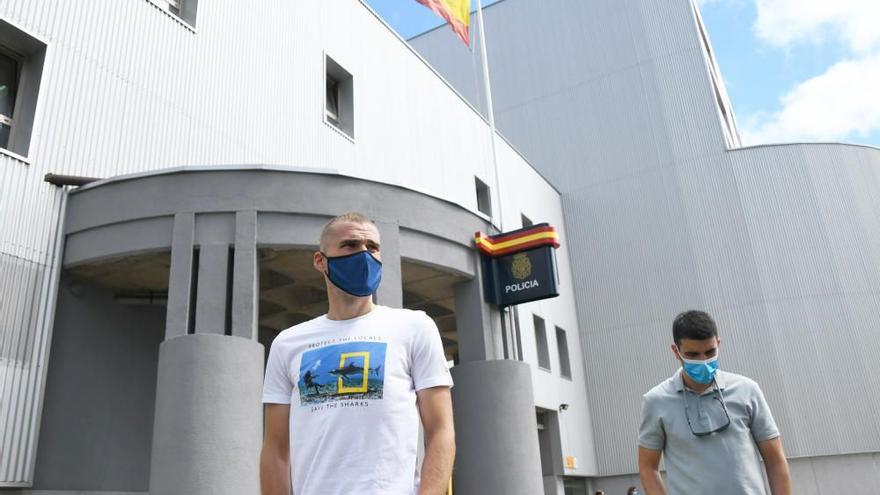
[511,252,532,280]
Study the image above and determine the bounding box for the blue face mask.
[681,354,719,384]
[323,251,383,297]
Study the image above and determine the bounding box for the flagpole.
[474,0,503,233]
[474,0,517,361]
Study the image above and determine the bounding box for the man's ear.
[670,344,682,361]
[313,251,326,274]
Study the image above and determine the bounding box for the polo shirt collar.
[672,368,727,393]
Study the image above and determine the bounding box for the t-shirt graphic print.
[261,306,452,495]
[298,341,387,404]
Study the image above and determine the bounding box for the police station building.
[2,1,880,495]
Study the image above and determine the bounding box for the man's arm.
[638,447,666,495]
[416,386,455,495]
[757,437,791,495]
[260,404,291,495]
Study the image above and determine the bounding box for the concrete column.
[454,254,502,361]
[375,220,402,308]
[232,211,258,340]
[166,213,195,339]
[149,334,263,495]
[194,243,230,334]
[450,360,543,495]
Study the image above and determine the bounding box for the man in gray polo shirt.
[638,310,792,495]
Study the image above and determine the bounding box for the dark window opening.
[325,55,354,139]
[534,314,551,370]
[556,326,572,379]
[475,176,492,216]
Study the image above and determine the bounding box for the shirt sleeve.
[638,394,666,451]
[410,312,454,391]
[748,381,780,442]
[262,337,293,404]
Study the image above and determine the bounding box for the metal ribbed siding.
[0,185,63,485]
[0,0,560,485]
[413,0,880,477]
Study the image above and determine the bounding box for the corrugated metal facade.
[0,0,577,485]
[412,0,880,477]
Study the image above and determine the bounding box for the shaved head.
[319,212,375,252]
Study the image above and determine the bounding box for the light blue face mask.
[323,250,383,297]
[681,353,719,384]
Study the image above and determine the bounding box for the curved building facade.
[38,167,548,494]
[412,0,880,492]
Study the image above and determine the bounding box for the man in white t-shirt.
[260,212,455,495]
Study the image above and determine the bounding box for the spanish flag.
[416,0,471,46]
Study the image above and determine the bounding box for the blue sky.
[366,0,879,149]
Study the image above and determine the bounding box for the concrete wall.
[54,167,556,493]
[451,361,544,495]
[32,277,163,492]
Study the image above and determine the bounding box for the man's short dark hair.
[673,310,718,346]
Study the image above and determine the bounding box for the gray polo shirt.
[639,369,780,495]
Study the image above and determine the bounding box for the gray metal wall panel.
[413,0,880,476]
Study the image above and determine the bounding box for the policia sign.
[474,223,561,307]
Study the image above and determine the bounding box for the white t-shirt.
[262,305,453,495]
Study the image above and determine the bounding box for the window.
[556,326,572,379]
[521,213,533,228]
[326,77,339,124]
[0,50,18,149]
[152,0,198,27]
[325,55,354,139]
[0,20,47,159]
[534,315,551,370]
[162,0,181,15]
[475,176,491,216]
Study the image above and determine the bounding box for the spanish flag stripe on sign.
[415,0,471,46]
[474,226,560,257]
[484,239,557,257]
[482,225,556,244]
[478,232,559,251]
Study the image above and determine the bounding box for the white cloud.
[741,54,880,145]
[753,0,880,53]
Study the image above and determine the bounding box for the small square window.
[556,326,572,379]
[325,55,354,139]
[534,315,551,371]
[475,176,492,216]
[0,20,47,159]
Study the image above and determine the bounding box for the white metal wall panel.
[0,0,568,485]
[413,0,880,476]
